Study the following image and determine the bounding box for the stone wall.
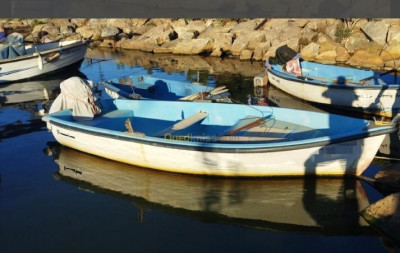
[2,18,400,70]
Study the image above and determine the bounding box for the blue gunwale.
[103,74,218,100]
[47,119,396,153]
[268,61,400,90]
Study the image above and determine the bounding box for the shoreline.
[1,18,400,71]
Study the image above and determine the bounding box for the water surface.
[1,48,399,253]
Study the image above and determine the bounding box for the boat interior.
[275,61,400,86]
[25,40,80,54]
[49,99,371,144]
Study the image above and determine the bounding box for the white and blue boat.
[0,36,87,84]
[266,60,400,117]
[100,75,230,102]
[43,96,398,177]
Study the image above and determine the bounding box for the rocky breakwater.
[2,18,400,71]
[362,192,400,246]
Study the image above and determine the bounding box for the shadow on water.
[45,143,379,237]
[300,80,365,234]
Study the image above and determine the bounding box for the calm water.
[1,48,400,253]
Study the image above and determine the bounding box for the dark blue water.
[1,48,399,253]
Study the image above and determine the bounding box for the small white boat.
[43,77,399,177]
[0,35,87,83]
[266,60,400,117]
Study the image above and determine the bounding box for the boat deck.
[78,109,322,143]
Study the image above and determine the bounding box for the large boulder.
[353,41,384,55]
[70,19,89,27]
[278,22,302,41]
[344,32,370,53]
[335,46,350,62]
[32,23,60,35]
[199,20,238,38]
[60,25,76,36]
[173,38,213,55]
[106,19,136,34]
[230,35,249,56]
[230,20,258,37]
[305,19,327,33]
[362,193,400,242]
[317,34,341,53]
[300,27,318,42]
[153,39,182,54]
[316,50,337,64]
[252,42,270,61]
[261,19,291,30]
[185,20,208,34]
[300,42,320,61]
[381,19,400,26]
[211,33,234,52]
[172,20,207,40]
[285,37,300,52]
[49,19,73,27]
[88,19,107,30]
[76,26,102,40]
[132,19,149,27]
[246,31,267,50]
[101,26,120,38]
[137,23,176,45]
[388,25,400,44]
[375,168,400,185]
[239,49,253,60]
[346,50,384,69]
[361,21,388,45]
[263,46,278,60]
[381,43,400,62]
[147,19,172,26]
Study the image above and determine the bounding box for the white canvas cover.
[49,77,101,118]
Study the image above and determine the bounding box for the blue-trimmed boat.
[99,75,231,102]
[43,98,398,177]
[266,60,400,117]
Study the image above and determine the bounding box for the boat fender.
[45,52,61,62]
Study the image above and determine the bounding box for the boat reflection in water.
[48,144,375,235]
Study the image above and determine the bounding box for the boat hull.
[48,121,386,177]
[0,41,87,83]
[267,70,400,117]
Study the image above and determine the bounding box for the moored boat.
[43,90,399,176]
[266,59,400,117]
[99,74,231,102]
[0,34,87,83]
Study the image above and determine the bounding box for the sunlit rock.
[300,42,320,61]
[346,50,384,69]
[173,38,213,55]
[361,21,388,45]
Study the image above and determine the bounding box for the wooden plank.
[179,86,229,101]
[154,111,208,137]
[224,116,265,136]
